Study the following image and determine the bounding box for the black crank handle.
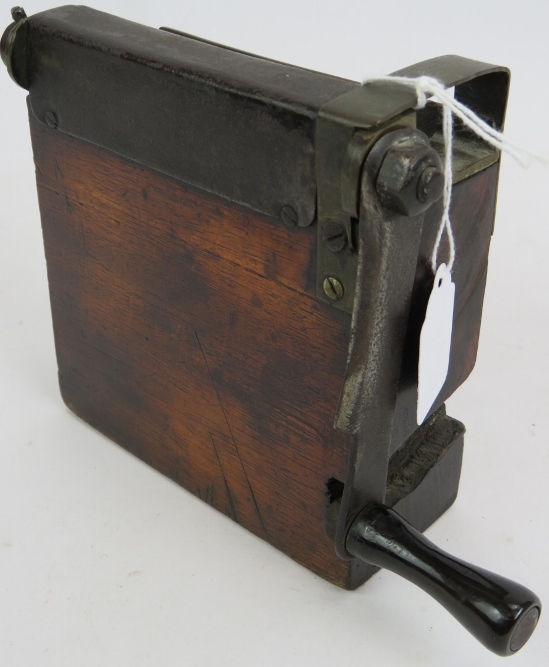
[346,502,541,656]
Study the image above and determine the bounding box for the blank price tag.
[417,263,455,425]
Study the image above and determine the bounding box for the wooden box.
[2,5,541,655]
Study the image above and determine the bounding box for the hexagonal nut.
[375,133,443,217]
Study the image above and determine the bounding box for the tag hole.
[438,278,443,287]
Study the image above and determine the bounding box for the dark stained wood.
[31,114,354,587]
[29,113,498,589]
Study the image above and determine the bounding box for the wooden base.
[30,112,487,589]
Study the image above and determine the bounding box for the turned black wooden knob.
[347,503,541,656]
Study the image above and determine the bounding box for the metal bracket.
[314,56,511,559]
[316,114,415,313]
[315,55,510,314]
[1,5,359,227]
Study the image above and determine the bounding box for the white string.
[364,75,548,275]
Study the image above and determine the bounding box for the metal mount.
[315,59,541,656]
[0,5,358,227]
[316,56,510,314]
[315,56,511,555]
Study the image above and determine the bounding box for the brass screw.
[323,276,344,301]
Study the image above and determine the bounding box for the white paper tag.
[417,263,455,425]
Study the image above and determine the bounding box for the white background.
[1,1,548,665]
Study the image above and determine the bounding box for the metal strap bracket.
[315,55,510,314]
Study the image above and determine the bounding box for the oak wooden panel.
[30,113,498,588]
[30,114,355,587]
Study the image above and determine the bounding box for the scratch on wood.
[38,183,85,209]
[246,477,267,536]
[64,187,72,212]
[34,161,46,180]
[85,249,112,273]
[210,432,238,522]
[198,484,214,506]
[195,330,267,537]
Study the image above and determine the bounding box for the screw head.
[323,276,344,301]
[281,205,298,227]
[45,111,58,129]
[11,7,27,22]
[323,221,348,252]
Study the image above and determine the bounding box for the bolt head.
[375,132,443,217]
[323,276,344,301]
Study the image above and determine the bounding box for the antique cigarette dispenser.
[2,5,542,656]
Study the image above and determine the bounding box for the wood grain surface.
[30,113,498,588]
